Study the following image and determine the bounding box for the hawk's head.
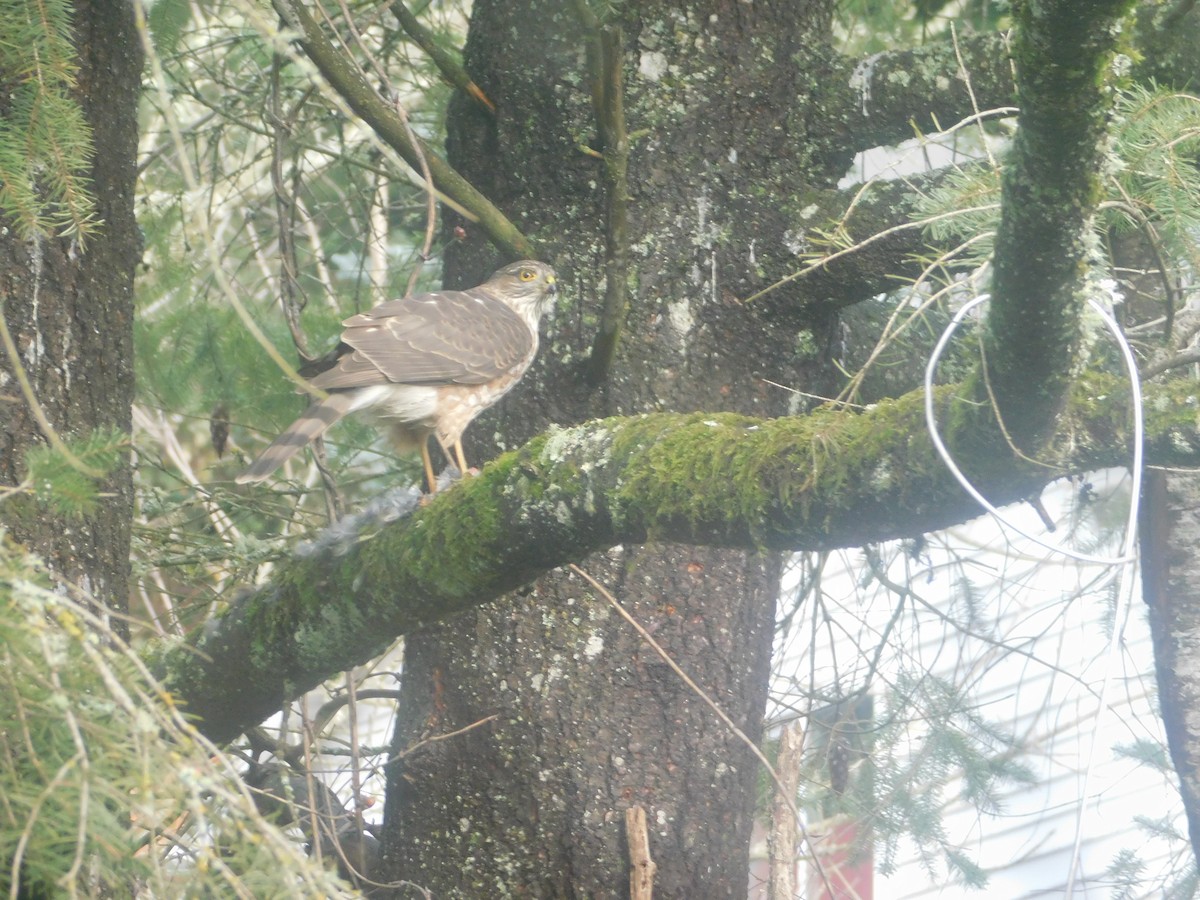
[488,260,558,321]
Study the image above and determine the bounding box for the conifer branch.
[0,0,99,241]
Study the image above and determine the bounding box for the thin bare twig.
[393,714,501,764]
[331,0,440,293]
[740,202,999,305]
[1142,347,1200,378]
[577,10,634,388]
[268,55,313,357]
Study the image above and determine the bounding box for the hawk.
[237,260,558,492]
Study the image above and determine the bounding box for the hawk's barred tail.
[235,392,356,483]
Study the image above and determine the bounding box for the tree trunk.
[380,1,845,894]
[1140,470,1200,864]
[0,3,141,621]
[387,550,780,895]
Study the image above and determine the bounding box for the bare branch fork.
[271,0,535,258]
[390,1,495,114]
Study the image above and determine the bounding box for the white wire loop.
[923,290,1145,899]
[923,293,1144,565]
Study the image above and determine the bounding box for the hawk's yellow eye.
[519,268,536,282]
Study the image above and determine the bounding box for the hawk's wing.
[309,288,535,391]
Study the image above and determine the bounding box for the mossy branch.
[272,0,534,259]
[981,0,1137,452]
[156,370,1198,744]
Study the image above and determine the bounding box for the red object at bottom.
[807,815,873,900]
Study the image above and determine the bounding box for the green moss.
[1064,369,1200,468]
[369,481,508,600]
[606,405,950,545]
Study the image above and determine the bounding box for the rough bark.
[0,3,141,619]
[1141,470,1200,865]
[982,0,1135,452]
[387,549,778,895]
[835,31,1017,154]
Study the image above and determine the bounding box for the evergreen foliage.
[1106,84,1200,268]
[0,538,353,897]
[855,669,1035,886]
[917,84,1200,276]
[24,428,125,517]
[0,0,99,241]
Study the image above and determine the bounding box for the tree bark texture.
[984,0,1135,452]
[0,3,141,618]
[387,549,779,895]
[380,0,844,894]
[1140,470,1200,865]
